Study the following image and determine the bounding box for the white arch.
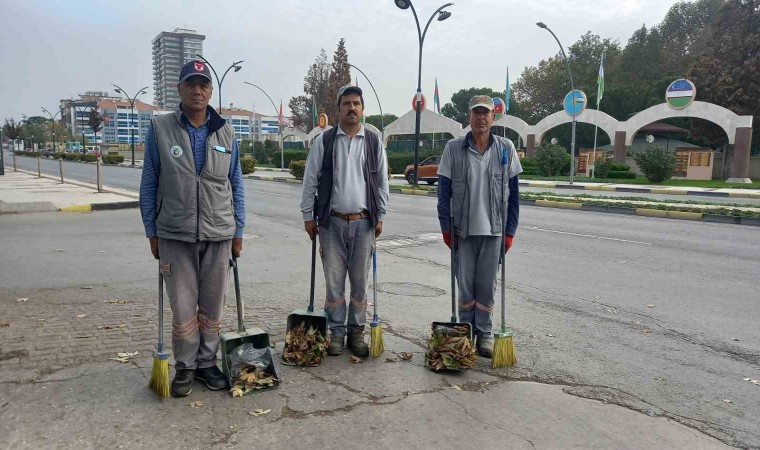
[383,108,463,145]
[533,109,620,144]
[622,101,753,145]
[462,115,532,141]
[306,122,383,146]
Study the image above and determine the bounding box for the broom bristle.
[370,324,384,357]
[149,356,171,398]
[492,335,516,368]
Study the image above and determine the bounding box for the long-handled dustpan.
[282,237,328,365]
[220,257,278,394]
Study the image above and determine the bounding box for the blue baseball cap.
[179,60,213,83]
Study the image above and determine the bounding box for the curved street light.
[537,21,578,184]
[347,63,385,140]
[395,0,453,187]
[244,82,284,169]
[112,85,149,166]
[41,107,62,152]
[195,54,244,112]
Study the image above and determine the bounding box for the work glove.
[504,235,514,253]
[442,230,453,249]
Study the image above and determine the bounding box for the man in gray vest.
[300,85,389,357]
[436,95,522,358]
[139,60,245,397]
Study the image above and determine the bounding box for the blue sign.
[563,90,587,116]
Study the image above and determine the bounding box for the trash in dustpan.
[425,324,477,371]
[227,344,279,397]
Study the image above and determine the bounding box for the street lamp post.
[244,82,284,170]
[41,107,62,152]
[395,0,453,188]
[347,63,385,140]
[112,85,149,167]
[537,21,578,184]
[68,99,91,152]
[194,54,244,112]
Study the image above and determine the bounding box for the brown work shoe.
[328,335,345,356]
[347,328,369,357]
[477,337,494,358]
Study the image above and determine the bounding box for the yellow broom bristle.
[492,335,516,368]
[370,325,384,357]
[149,357,171,398]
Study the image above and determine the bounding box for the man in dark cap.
[139,60,246,397]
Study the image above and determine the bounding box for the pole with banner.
[591,52,604,178]
[278,99,284,169]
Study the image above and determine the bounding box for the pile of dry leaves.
[282,322,328,366]
[425,325,477,370]
[230,365,279,397]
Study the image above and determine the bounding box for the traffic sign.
[412,93,427,112]
[563,90,587,116]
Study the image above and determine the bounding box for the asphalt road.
[1,176,758,447]
[5,151,760,206]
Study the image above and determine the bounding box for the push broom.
[149,269,171,397]
[370,236,384,357]
[493,146,516,369]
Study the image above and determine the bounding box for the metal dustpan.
[220,258,279,394]
[283,237,328,365]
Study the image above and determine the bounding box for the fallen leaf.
[0,322,9,328]
[229,423,236,429]
[451,385,462,390]
[731,338,739,342]
[53,249,65,252]
[37,318,46,322]
[117,352,139,358]
[645,304,656,308]
[743,377,751,381]
[248,409,271,417]
[98,324,126,330]
[98,251,107,253]
[75,335,93,339]
[385,357,398,363]
[81,286,93,290]
[399,352,413,361]
[16,298,29,303]
[752,380,760,386]
[189,401,205,408]
[104,300,128,304]
[654,377,664,382]
[722,399,733,403]
[546,334,556,338]
[230,387,244,397]
[350,355,363,364]
[76,314,88,319]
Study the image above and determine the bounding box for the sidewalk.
[0,283,729,449]
[0,171,138,214]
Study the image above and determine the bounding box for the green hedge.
[289,160,306,180]
[536,144,571,176]
[81,154,98,163]
[283,150,308,168]
[63,153,81,161]
[240,158,256,175]
[102,155,125,165]
[520,157,538,175]
[607,170,637,179]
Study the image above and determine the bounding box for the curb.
[60,201,140,212]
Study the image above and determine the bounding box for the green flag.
[597,52,605,108]
[312,97,318,129]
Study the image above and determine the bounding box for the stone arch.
[623,101,752,145]
[462,115,531,143]
[533,109,619,144]
[383,109,464,146]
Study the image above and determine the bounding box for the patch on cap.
[468,95,495,111]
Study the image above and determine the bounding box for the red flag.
[278,100,284,126]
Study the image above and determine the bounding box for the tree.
[441,87,503,125]
[88,106,104,143]
[325,38,351,122]
[687,0,760,162]
[289,48,331,132]
[659,0,723,75]
[3,118,24,149]
[634,144,676,182]
[535,143,571,176]
[365,114,398,131]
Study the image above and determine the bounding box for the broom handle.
[500,146,508,330]
[308,236,317,313]
[233,257,245,333]
[158,270,164,353]
[372,234,378,318]
[450,197,457,323]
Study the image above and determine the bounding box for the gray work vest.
[152,106,236,242]
[448,133,512,239]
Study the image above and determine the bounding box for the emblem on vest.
[170,145,183,157]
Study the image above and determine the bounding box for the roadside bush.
[634,145,675,183]
[284,150,308,168]
[289,160,306,180]
[102,155,124,165]
[63,153,81,161]
[81,154,98,163]
[240,158,256,175]
[594,159,631,178]
[535,144,571,176]
[519,157,538,175]
[53,152,67,160]
[252,141,272,165]
[607,170,637,179]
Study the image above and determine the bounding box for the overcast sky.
[1,0,681,122]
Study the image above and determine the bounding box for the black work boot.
[347,328,369,357]
[328,334,345,356]
[171,368,195,397]
[195,365,228,390]
[477,336,494,358]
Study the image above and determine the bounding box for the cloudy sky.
[1,0,681,121]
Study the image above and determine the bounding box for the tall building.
[60,91,121,145]
[152,28,205,110]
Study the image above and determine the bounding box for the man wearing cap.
[139,60,246,397]
[300,85,389,357]
[436,95,522,357]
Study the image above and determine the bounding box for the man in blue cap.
[139,60,246,397]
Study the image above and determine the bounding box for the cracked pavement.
[1,179,758,448]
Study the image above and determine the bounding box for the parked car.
[404,155,441,185]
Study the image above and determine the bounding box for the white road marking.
[524,226,652,245]
[387,208,399,212]
[257,191,290,197]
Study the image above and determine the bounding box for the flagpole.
[591,52,604,179]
